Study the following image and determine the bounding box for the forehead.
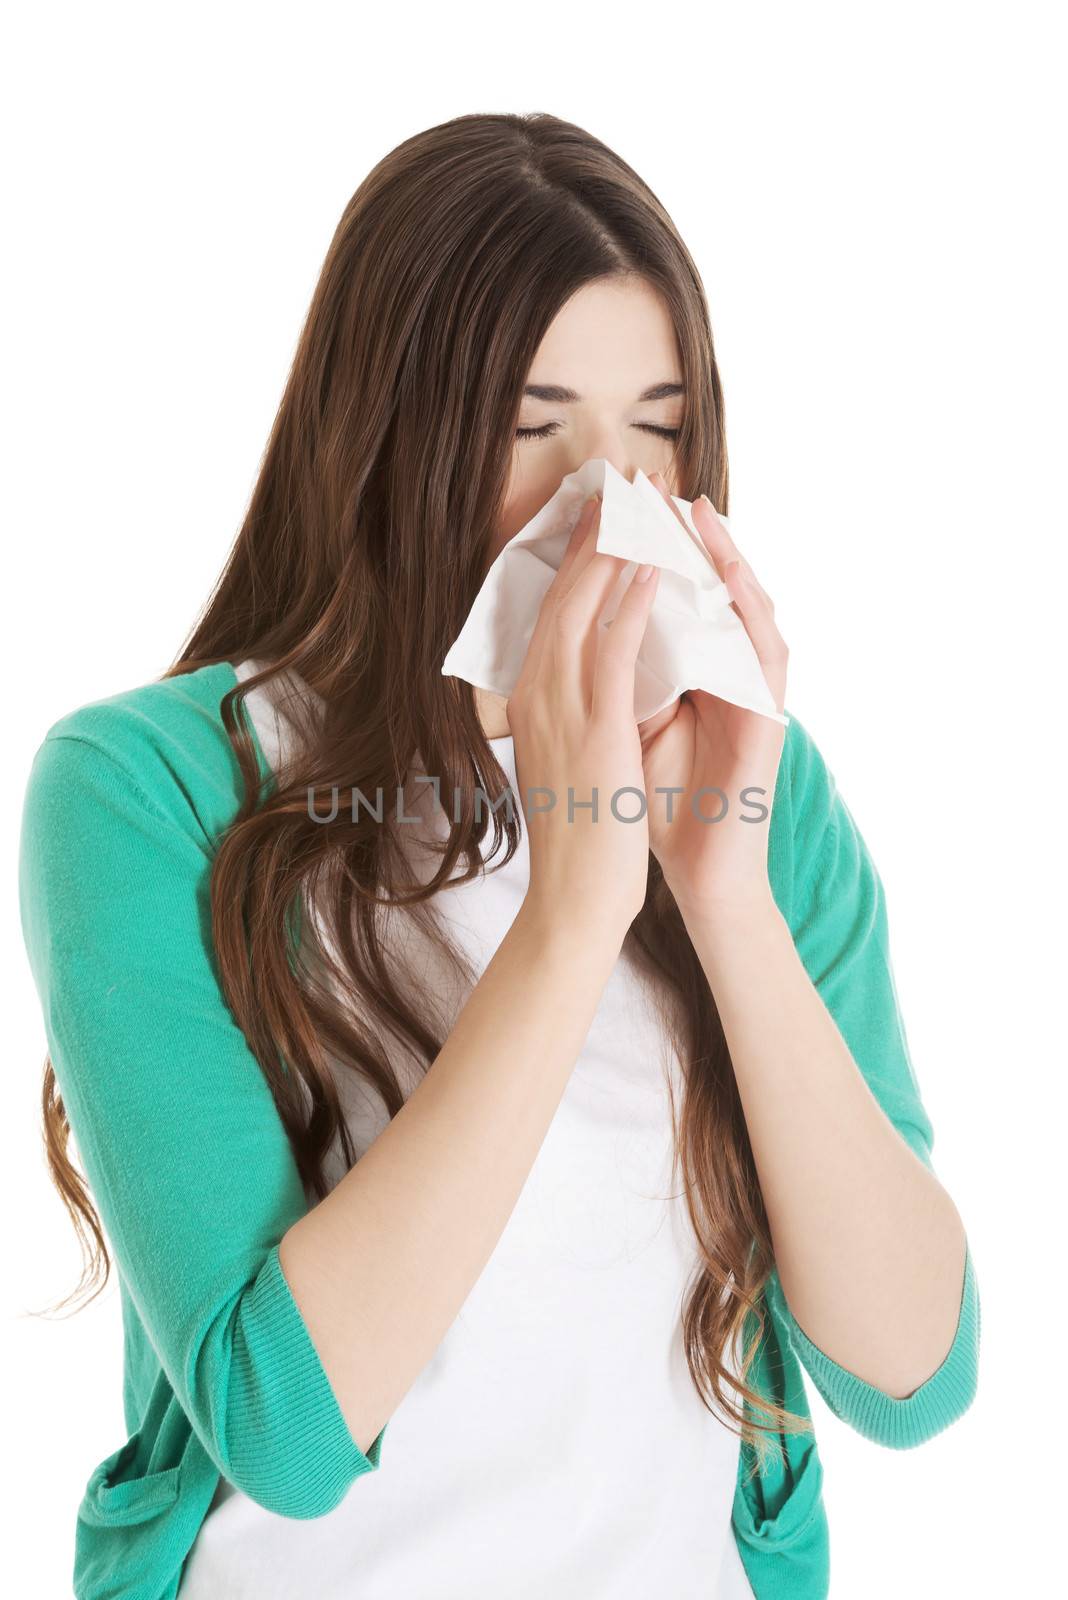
[526,278,681,392]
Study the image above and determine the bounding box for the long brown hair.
[37,111,810,1471]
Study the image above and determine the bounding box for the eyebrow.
[522,381,686,403]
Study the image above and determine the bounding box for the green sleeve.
[18,729,386,1517]
[764,714,981,1449]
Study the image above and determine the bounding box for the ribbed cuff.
[229,1240,386,1518]
[766,1241,980,1450]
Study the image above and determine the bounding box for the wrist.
[516,889,630,966]
[668,878,781,935]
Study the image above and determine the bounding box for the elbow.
[233,1468,367,1522]
[862,1250,982,1451]
[780,1244,982,1451]
[221,1421,385,1520]
[187,1250,388,1519]
[873,1357,979,1451]
[215,1393,386,1522]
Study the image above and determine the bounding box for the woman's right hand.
[506,493,661,950]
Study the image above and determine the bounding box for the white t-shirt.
[177,658,756,1599]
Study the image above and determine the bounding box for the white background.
[4,3,1064,1594]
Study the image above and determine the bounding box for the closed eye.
[515,422,681,441]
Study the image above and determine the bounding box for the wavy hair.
[36,111,811,1475]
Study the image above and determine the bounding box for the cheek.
[486,508,518,568]
[491,461,556,563]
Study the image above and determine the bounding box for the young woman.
[19,112,980,1600]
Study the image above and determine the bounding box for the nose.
[563,437,640,487]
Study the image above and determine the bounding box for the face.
[491,275,685,564]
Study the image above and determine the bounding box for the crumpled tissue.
[441,456,788,726]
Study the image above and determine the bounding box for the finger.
[553,493,603,595]
[648,471,773,613]
[546,543,633,714]
[722,560,788,711]
[592,561,661,724]
[690,491,773,611]
[518,494,601,687]
[647,470,724,552]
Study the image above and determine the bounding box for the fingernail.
[634,562,655,582]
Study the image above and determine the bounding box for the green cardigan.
[17,661,981,1600]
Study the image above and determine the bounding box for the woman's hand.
[507,493,661,950]
[637,472,789,919]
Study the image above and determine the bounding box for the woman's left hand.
[637,471,789,918]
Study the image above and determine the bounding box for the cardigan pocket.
[73,1397,214,1600]
[79,1429,182,1528]
[734,1428,825,1551]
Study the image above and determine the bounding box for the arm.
[681,719,980,1445]
[20,507,658,1513]
[18,732,626,1510]
[280,899,619,1455]
[19,730,380,1518]
[280,499,661,1458]
[686,897,970,1395]
[19,730,624,1515]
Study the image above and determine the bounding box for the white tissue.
[441,457,789,726]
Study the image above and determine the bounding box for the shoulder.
[781,705,833,811]
[769,705,860,918]
[37,659,241,764]
[772,704,837,851]
[781,704,856,852]
[21,660,263,848]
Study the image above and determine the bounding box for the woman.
[19,112,980,1599]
